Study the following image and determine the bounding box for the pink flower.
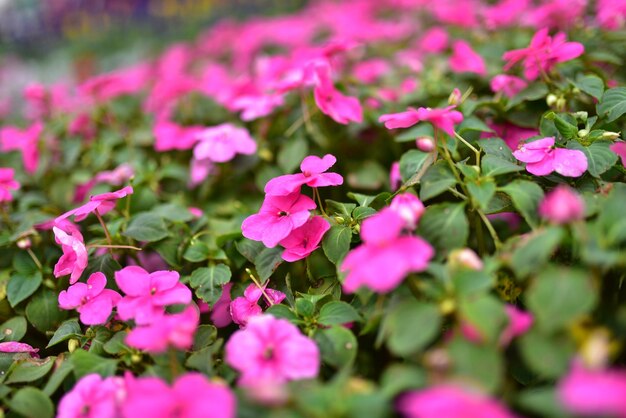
[397,385,517,418]
[596,0,626,30]
[241,192,316,248]
[539,185,585,224]
[57,374,125,418]
[265,154,343,196]
[483,122,539,150]
[490,75,528,98]
[0,121,43,174]
[126,306,199,353]
[153,119,204,152]
[312,62,363,125]
[353,59,391,84]
[58,272,122,325]
[58,186,134,223]
[279,216,330,262]
[503,28,584,81]
[68,113,96,140]
[75,164,134,202]
[0,168,20,203]
[416,137,436,152]
[419,27,449,53]
[610,142,626,166]
[231,93,285,121]
[79,64,150,102]
[115,266,192,324]
[53,227,88,284]
[449,248,484,270]
[390,162,402,190]
[122,373,235,418]
[500,305,533,346]
[231,283,286,327]
[225,314,320,385]
[380,106,463,137]
[211,282,233,328]
[482,0,529,29]
[341,208,434,293]
[193,124,257,163]
[389,193,425,230]
[513,137,588,177]
[0,342,39,355]
[558,363,626,418]
[449,40,487,75]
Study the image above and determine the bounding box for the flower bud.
[602,131,620,140]
[449,248,484,270]
[416,137,435,152]
[538,185,585,224]
[389,193,425,230]
[577,129,589,138]
[556,97,566,110]
[574,111,588,122]
[68,339,80,353]
[16,238,31,249]
[546,94,558,106]
[439,298,456,315]
[448,88,462,105]
[334,216,345,225]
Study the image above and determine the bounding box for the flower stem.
[454,131,481,167]
[94,209,113,251]
[477,209,502,249]
[27,248,43,271]
[313,188,328,217]
[245,268,275,306]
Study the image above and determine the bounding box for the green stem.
[27,248,43,271]
[477,209,502,249]
[454,131,481,167]
[474,212,486,256]
[245,268,275,306]
[313,188,328,217]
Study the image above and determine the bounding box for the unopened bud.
[416,137,436,152]
[258,148,273,161]
[439,298,456,315]
[131,354,143,363]
[546,94,558,106]
[578,129,589,138]
[449,248,484,271]
[574,111,588,122]
[68,339,80,353]
[16,238,31,249]
[602,131,620,140]
[582,329,611,369]
[556,97,566,110]
[334,216,345,225]
[448,88,462,105]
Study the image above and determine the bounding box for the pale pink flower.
[596,0,626,30]
[193,124,257,163]
[419,27,449,53]
[0,342,39,355]
[153,119,204,152]
[390,162,402,190]
[539,185,585,224]
[231,93,285,121]
[265,154,343,196]
[225,314,320,385]
[449,41,487,75]
[558,363,626,418]
[398,385,517,418]
[0,121,43,174]
[279,216,330,262]
[389,193,425,230]
[312,62,363,125]
[126,306,199,353]
[610,142,626,166]
[58,272,121,325]
[380,106,463,137]
[231,283,286,327]
[503,28,584,81]
[0,168,20,203]
[57,186,134,223]
[341,208,434,293]
[513,137,588,177]
[53,227,88,284]
[241,192,316,248]
[115,266,192,324]
[449,248,484,271]
[490,75,528,98]
[57,374,125,418]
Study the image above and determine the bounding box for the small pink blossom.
[0,342,39,355]
[0,121,43,174]
[58,272,122,325]
[225,314,320,385]
[449,40,487,75]
[390,162,402,190]
[503,28,584,81]
[513,137,588,177]
[68,113,96,140]
[153,119,204,152]
[482,0,529,29]
[610,142,626,166]
[539,185,585,224]
[115,266,192,324]
[58,186,133,223]
[353,59,391,84]
[389,193,425,230]
[126,306,199,353]
[74,164,134,203]
[265,154,343,196]
[231,283,286,327]
[79,64,150,102]
[53,227,88,284]
[231,94,285,121]
[380,106,463,137]
[0,168,20,203]
[449,248,484,271]
[490,75,528,98]
[416,137,436,152]
[419,27,449,53]
[596,0,626,30]
[312,62,363,125]
[341,208,434,293]
[279,216,330,262]
[500,305,534,346]
[242,192,316,248]
[211,282,233,328]
[193,124,257,163]
[57,374,125,418]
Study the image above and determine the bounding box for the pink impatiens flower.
[0,121,43,174]
[390,162,402,190]
[389,193,425,230]
[74,164,134,203]
[0,342,39,356]
[513,137,587,177]
[53,227,88,284]
[241,191,317,248]
[58,272,122,325]
[211,282,233,328]
[341,208,434,293]
[153,119,204,152]
[312,62,363,125]
[449,40,487,75]
[115,266,192,324]
[126,306,199,353]
[379,105,463,137]
[503,28,584,80]
[225,314,320,385]
[279,216,331,262]
[490,74,528,98]
[58,186,134,223]
[500,305,534,346]
[539,185,585,224]
[610,142,626,166]
[57,374,125,418]
[264,154,343,196]
[397,385,517,418]
[0,168,20,203]
[230,283,286,327]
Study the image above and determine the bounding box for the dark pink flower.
[503,28,584,81]
[0,121,43,174]
[265,154,343,196]
[279,216,330,262]
[53,227,88,284]
[419,27,449,53]
[58,272,121,325]
[115,266,192,324]
[449,40,487,75]
[231,283,286,327]
[312,62,363,125]
[380,106,463,137]
[211,282,233,328]
[74,164,134,203]
[539,185,585,224]
[126,306,199,353]
[596,0,626,30]
[483,122,539,150]
[57,374,125,418]
[513,137,588,177]
[57,186,134,223]
[225,314,320,385]
[341,208,434,293]
[79,64,150,102]
[0,342,39,355]
[242,192,316,248]
[490,75,528,98]
[500,305,533,346]
[153,119,204,152]
[0,168,20,203]
[390,162,402,190]
[610,142,626,166]
[389,193,425,230]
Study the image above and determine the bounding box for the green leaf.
[71,350,117,378]
[418,202,468,252]
[6,357,55,384]
[254,247,283,281]
[13,252,38,275]
[183,241,210,262]
[481,155,523,177]
[0,317,27,342]
[518,329,575,378]
[452,269,495,296]
[47,319,82,348]
[507,82,549,109]
[25,290,68,333]
[314,326,357,369]
[526,267,597,333]
[81,254,122,281]
[189,264,232,307]
[380,364,427,398]
[152,203,194,222]
[322,225,352,265]
[448,337,503,392]
[9,387,53,418]
[384,300,441,356]
[500,180,544,229]
[346,192,390,208]
[467,179,496,210]
[573,74,604,100]
[395,124,434,142]
[42,359,74,397]
[103,332,129,355]
[457,116,494,134]
[318,301,361,326]
[266,304,299,322]
[597,87,626,122]
[278,136,308,173]
[124,212,169,242]
[399,150,430,183]
[509,227,564,279]
[567,140,618,178]
[548,112,578,140]
[295,298,315,317]
[235,239,265,263]
[7,272,43,307]
[478,138,516,161]
[192,325,217,351]
[419,161,456,201]
[517,387,572,418]
[459,294,507,343]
